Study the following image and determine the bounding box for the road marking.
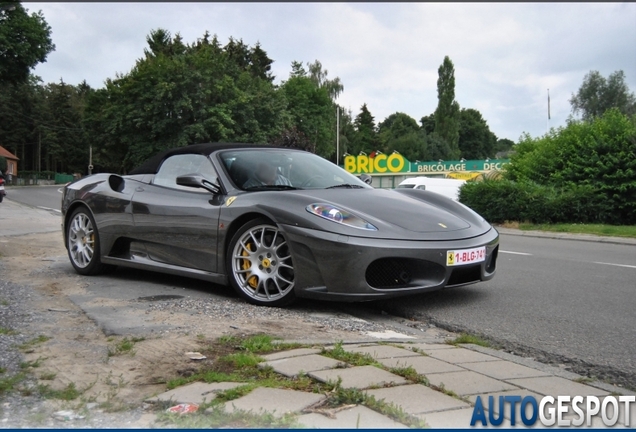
[500,250,533,256]
[37,206,61,214]
[594,262,636,270]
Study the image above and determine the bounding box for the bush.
[459,179,615,224]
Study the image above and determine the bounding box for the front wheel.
[66,207,111,275]
[227,218,296,307]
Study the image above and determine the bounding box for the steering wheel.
[301,175,324,187]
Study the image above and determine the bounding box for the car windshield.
[220,149,372,191]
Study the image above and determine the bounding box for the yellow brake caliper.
[242,243,258,289]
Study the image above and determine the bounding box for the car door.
[131,154,223,273]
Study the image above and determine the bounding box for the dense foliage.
[460,109,636,224]
[570,70,636,121]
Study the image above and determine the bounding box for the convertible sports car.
[61,143,499,307]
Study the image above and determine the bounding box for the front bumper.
[281,224,499,301]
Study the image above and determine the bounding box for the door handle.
[135,187,145,192]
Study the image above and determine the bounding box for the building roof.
[0,146,19,161]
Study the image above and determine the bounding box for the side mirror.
[176,174,221,195]
[359,174,373,185]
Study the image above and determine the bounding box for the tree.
[378,112,427,161]
[420,114,435,135]
[569,70,636,121]
[307,60,344,100]
[433,56,460,159]
[457,108,497,159]
[494,138,515,155]
[0,2,55,84]
[350,103,378,155]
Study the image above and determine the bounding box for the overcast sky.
[28,2,636,142]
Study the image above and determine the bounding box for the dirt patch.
[0,232,394,413]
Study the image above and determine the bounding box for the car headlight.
[306,203,378,231]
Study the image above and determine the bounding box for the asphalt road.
[4,184,63,212]
[6,185,636,387]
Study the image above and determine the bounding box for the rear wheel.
[227,218,296,307]
[66,207,111,275]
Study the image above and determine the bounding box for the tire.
[227,218,296,307]
[66,207,110,275]
[0,195,3,203]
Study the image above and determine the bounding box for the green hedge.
[459,179,620,224]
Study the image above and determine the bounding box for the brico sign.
[344,153,509,175]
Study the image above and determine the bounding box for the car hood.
[242,188,493,241]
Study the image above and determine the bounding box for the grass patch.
[448,333,492,348]
[218,333,302,354]
[19,357,46,369]
[0,326,16,335]
[518,223,636,238]
[38,382,82,400]
[574,376,596,384]
[0,373,26,394]
[17,335,51,350]
[156,404,302,429]
[0,298,9,306]
[107,336,145,357]
[39,372,56,381]
[320,341,379,367]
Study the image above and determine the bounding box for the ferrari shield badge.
[225,196,237,207]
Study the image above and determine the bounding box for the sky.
[27,2,636,142]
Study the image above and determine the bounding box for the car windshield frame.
[218,148,372,191]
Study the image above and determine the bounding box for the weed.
[388,365,429,385]
[0,326,15,335]
[39,372,56,381]
[218,352,264,369]
[20,357,46,369]
[574,376,595,384]
[157,404,301,428]
[0,373,26,394]
[448,333,492,348]
[0,298,9,306]
[0,367,5,374]
[321,341,379,367]
[17,335,51,350]
[107,336,145,357]
[39,382,82,400]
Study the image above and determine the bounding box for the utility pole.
[547,88,550,134]
[336,106,340,166]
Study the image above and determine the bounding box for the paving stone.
[342,344,420,359]
[366,384,470,414]
[261,348,321,361]
[417,407,485,428]
[297,405,409,429]
[506,376,610,398]
[309,365,409,389]
[427,370,518,396]
[222,387,325,417]
[146,382,246,404]
[261,354,344,377]
[406,343,457,351]
[427,347,500,364]
[377,355,465,374]
[461,360,551,380]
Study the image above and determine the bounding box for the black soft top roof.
[128,143,280,175]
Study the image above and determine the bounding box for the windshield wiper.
[325,184,365,189]
[244,185,301,191]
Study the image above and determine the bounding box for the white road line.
[37,206,61,214]
[594,262,636,270]
[500,250,533,256]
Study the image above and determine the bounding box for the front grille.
[365,258,445,289]
[447,264,482,286]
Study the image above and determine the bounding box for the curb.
[495,226,636,246]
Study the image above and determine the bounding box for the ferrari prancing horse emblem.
[226,196,237,207]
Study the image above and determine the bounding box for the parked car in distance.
[397,177,466,201]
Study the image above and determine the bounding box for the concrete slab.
[146,382,246,404]
[366,384,470,415]
[428,347,500,364]
[261,354,344,377]
[222,387,325,417]
[506,376,610,397]
[309,365,409,389]
[417,407,484,428]
[261,348,321,361]
[297,405,409,429]
[342,344,420,359]
[377,355,465,375]
[427,370,518,396]
[407,343,456,351]
[461,360,551,380]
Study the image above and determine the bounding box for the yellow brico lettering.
[387,154,405,172]
[344,155,356,172]
[357,155,369,173]
[374,154,387,173]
